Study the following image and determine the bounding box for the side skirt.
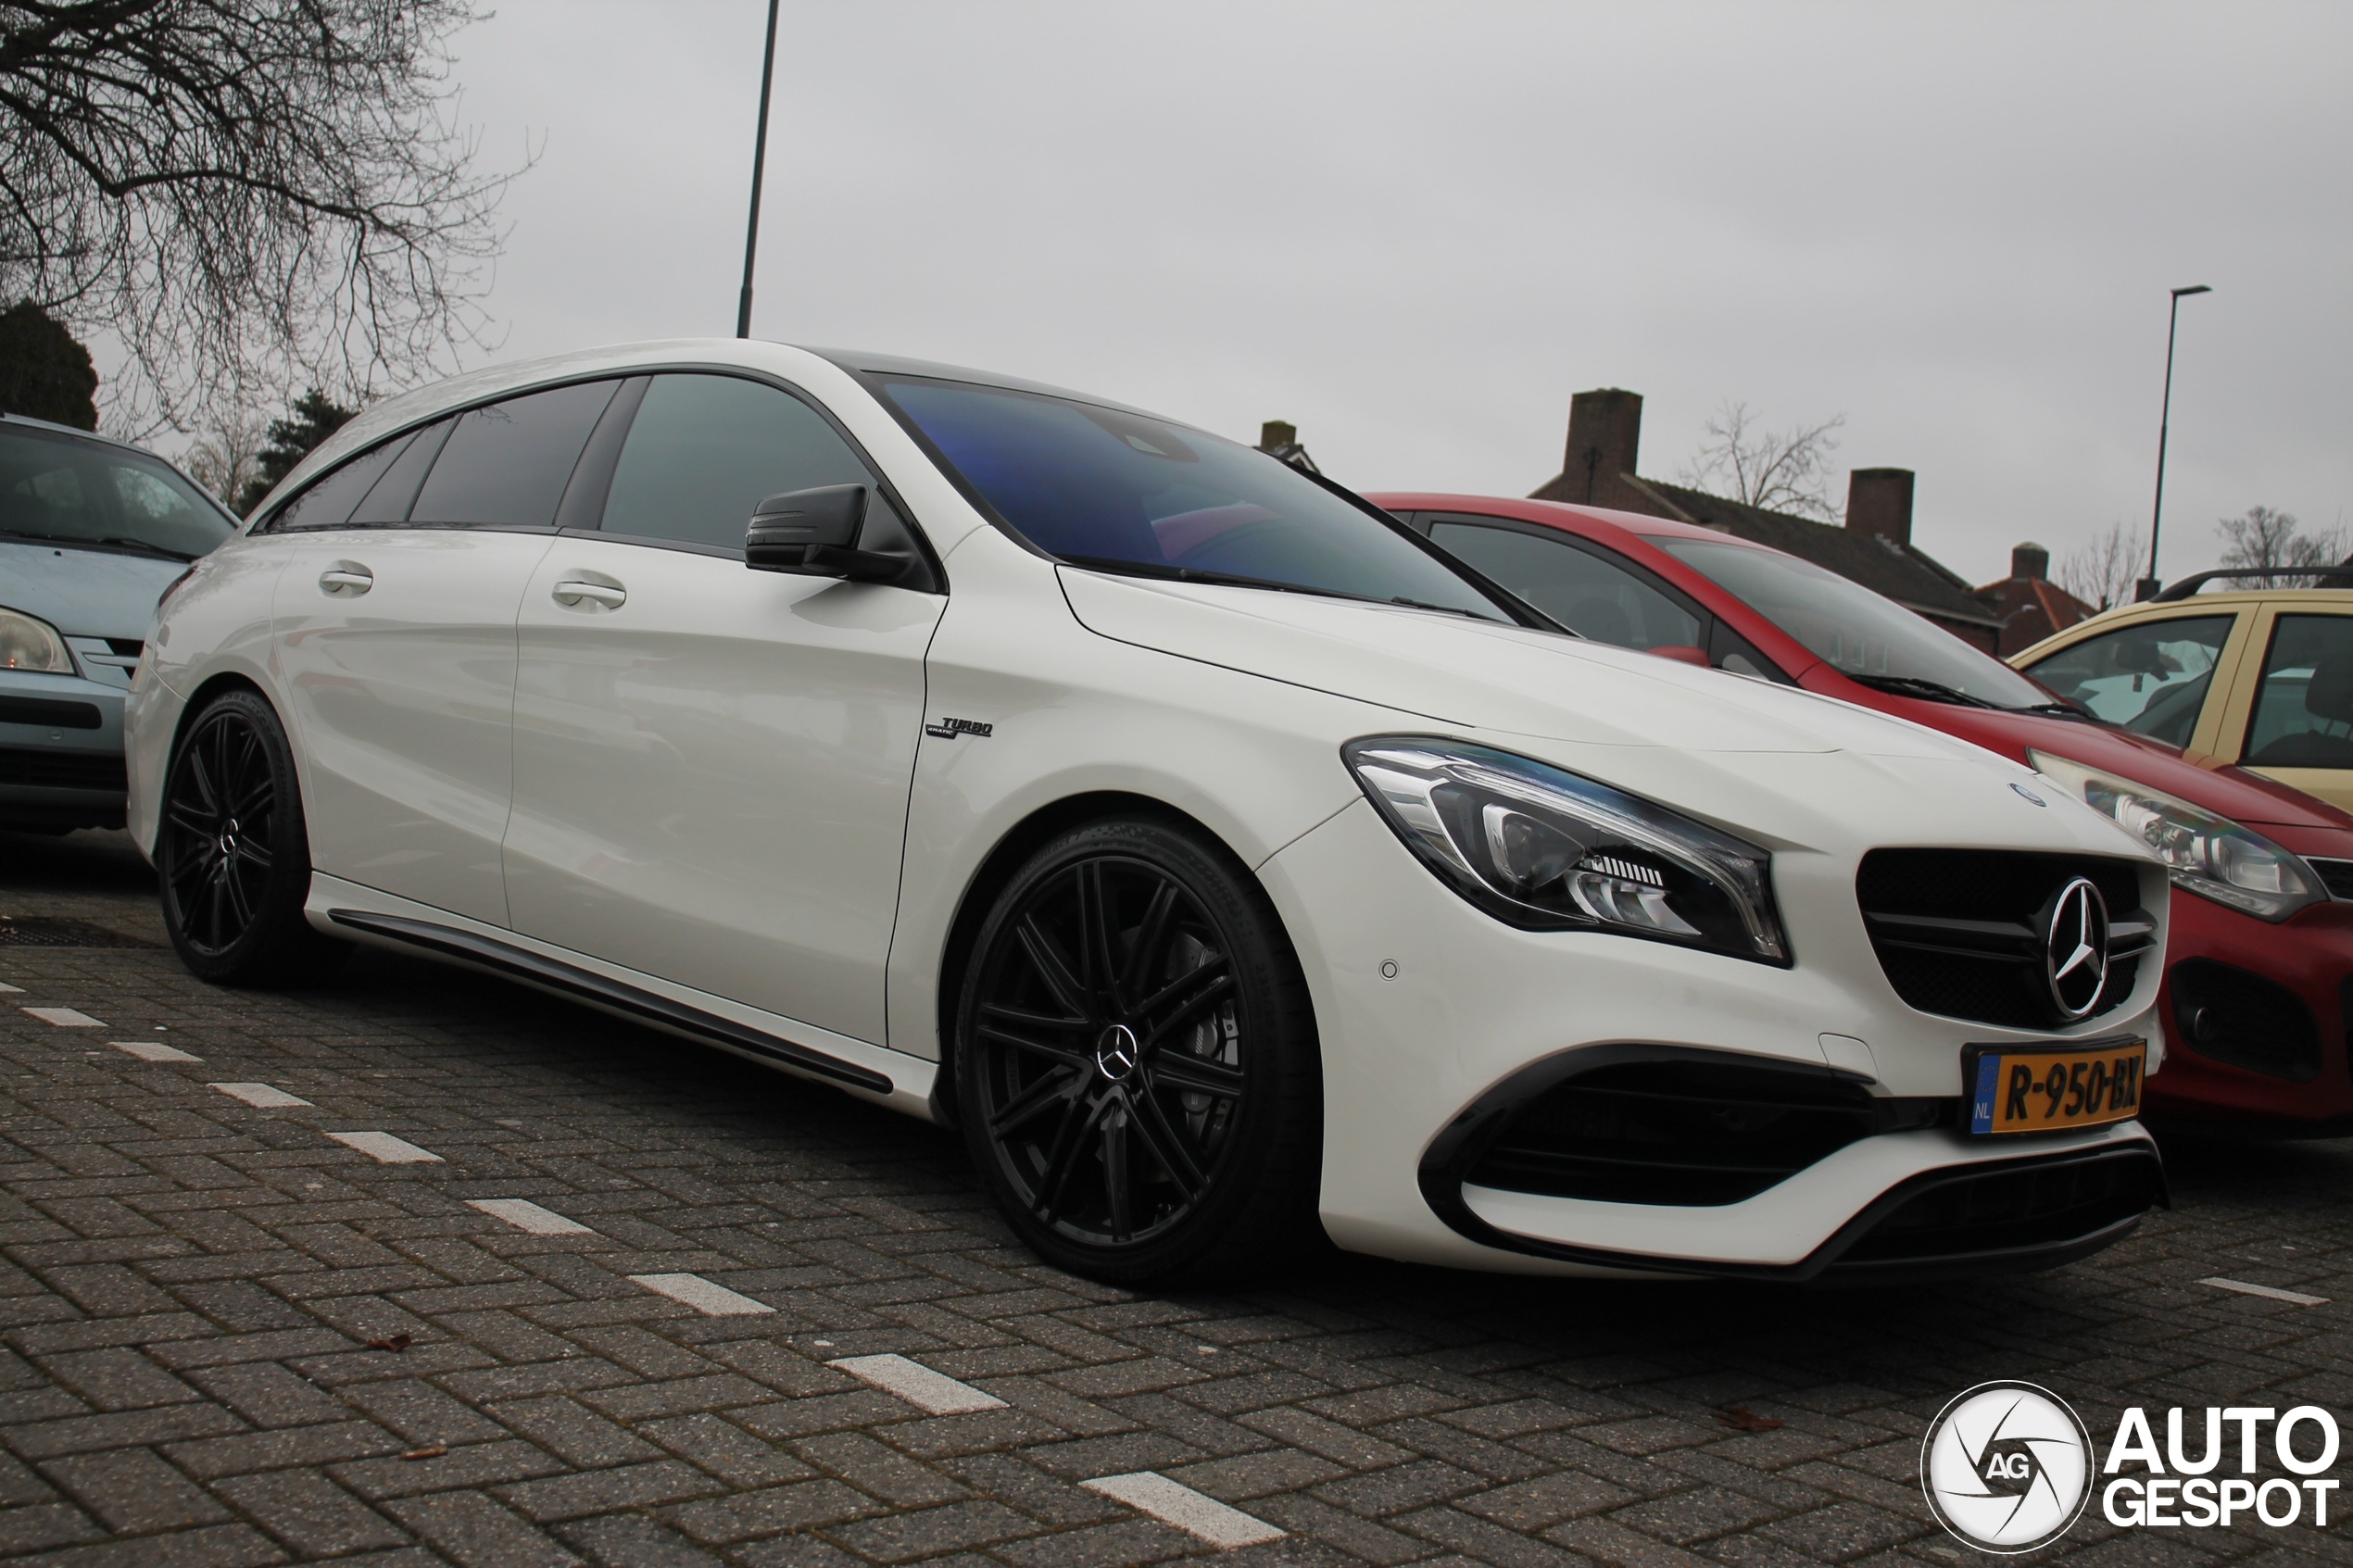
[325,908,894,1096]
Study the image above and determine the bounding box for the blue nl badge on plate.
[1970,1053,2001,1135]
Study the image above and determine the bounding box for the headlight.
[1342,736,1789,963]
[2031,748,2324,922]
[0,606,73,673]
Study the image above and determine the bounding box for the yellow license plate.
[1967,1039,2146,1135]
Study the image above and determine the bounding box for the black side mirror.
[745,484,905,582]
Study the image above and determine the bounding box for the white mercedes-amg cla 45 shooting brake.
[126,340,2171,1286]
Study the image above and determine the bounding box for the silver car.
[1,412,239,832]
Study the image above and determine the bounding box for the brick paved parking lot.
[3,830,2351,1568]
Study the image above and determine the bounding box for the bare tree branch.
[2217,506,2347,588]
[1675,399,1846,522]
[0,1,518,434]
[180,405,265,508]
[2057,520,2145,611]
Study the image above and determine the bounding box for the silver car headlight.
[2031,748,2324,922]
[1343,736,1788,963]
[0,605,73,673]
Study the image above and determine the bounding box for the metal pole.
[2137,284,2210,600]
[736,0,782,338]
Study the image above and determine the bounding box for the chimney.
[2011,542,2049,582]
[1561,389,1642,506]
[1845,468,1914,547]
[1258,420,1297,452]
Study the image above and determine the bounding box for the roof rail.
[2154,565,2353,602]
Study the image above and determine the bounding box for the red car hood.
[1874,699,2353,836]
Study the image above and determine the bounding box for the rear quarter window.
[408,381,618,528]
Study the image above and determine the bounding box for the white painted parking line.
[0,980,20,994]
[327,1131,444,1164]
[2202,1276,2330,1306]
[111,1040,201,1062]
[629,1273,774,1316]
[830,1353,1008,1415]
[470,1198,595,1236]
[209,1082,312,1109]
[21,1007,102,1027]
[1083,1473,1285,1548]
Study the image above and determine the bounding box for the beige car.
[2013,571,2353,812]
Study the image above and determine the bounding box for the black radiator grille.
[0,746,127,792]
[2307,858,2353,901]
[1835,1149,2163,1268]
[1857,849,2154,1030]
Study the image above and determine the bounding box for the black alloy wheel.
[157,689,346,985]
[956,818,1323,1284]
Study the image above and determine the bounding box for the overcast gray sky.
[440,0,2346,587]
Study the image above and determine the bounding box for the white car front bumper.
[1259,796,2167,1280]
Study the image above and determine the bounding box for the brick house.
[1974,543,2096,657]
[1529,388,2006,654]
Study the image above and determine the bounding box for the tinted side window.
[272,433,412,531]
[2020,614,2234,746]
[2244,614,2353,768]
[599,374,873,550]
[349,418,453,524]
[1428,521,1702,649]
[409,381,618,528]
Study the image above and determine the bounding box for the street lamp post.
[736,0,783,338]
[2135,283,2212,601]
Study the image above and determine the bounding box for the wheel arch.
[152,671,305,859]
[927,789,1297,1128]
[170,671,275,757]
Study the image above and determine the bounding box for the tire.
[157,689,349,986]
[955,817,1325,1285]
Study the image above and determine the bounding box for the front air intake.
[1451,1047,1949,1208]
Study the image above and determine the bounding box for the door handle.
[319,565,372,596]
[551,578,626,610]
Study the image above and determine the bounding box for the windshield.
[1657,538,2057,709]
[876,376,1509,619]
[0,423,235,560]
[2019,615,2233,746]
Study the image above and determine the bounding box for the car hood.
[1061,569,2001,759]
[0,540,188,640]
[1884,701,2353,834]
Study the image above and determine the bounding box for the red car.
[1375,491,2353,1133]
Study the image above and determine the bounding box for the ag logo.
[1922,1382,2094,1552]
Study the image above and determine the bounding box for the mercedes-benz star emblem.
[1094,1023,1140,1084]
[2043,876,2109,1020]
[1921,1381,2093,1553]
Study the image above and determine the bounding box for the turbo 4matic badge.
[925,717,994,739]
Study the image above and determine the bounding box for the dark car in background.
[1379,490,2353,1135]
[2,413,238,831]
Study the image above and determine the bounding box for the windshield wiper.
[1063,557,1375,605]
[2015,699,2107,723]
[94,536,196,561]
[1060,556,1509,622]
[1387,596,1487,620]
[0,529,195,561]
[1845,672,2000,709]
